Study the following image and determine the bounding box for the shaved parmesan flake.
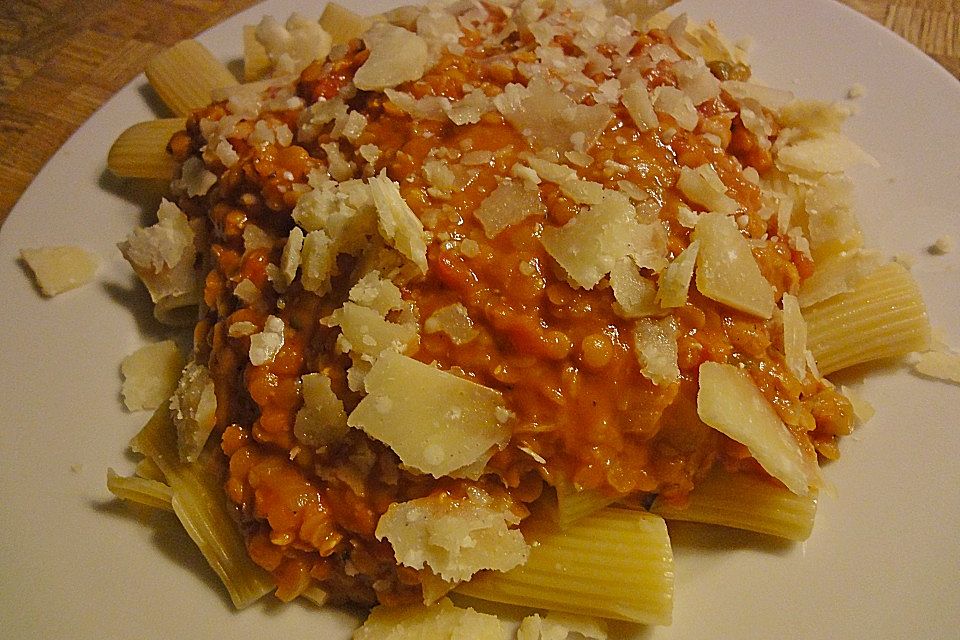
[354,598,504,640]
[369,171,429,273]
[797,250,883,308]
[840,385,876,425]
[275,226,304,291]
[376,487,529,582]
[656,239,700,308]
[775,133,877,176]
[693,212,775,319]
[120,340,185,411]
[354,24,429,90]
[634,317,680,385]
[475,179,546,238]
[541,190,659,289]
[20,245,99,296]
[327,302,418,361]
[425,303,479,345]
[249,315,285,366]
[621,82,658,131]
[677,164,738,215]
[170,360,217,463]
[347,352,510,477]
[517,612,609,640]
[913,349,960,385]
[697,362,812,495]
[781,294,807,381]
[804,174,862,260]
[652,86,697,131]
[118,199,200,311]
[294,372,349,447]
[610,257,658,318]
[255,13,333,76]
[722,80,794,111]
[495,78,612,152]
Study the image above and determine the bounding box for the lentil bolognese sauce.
[110,0,932,632]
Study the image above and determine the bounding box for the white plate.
[1,1,958,638]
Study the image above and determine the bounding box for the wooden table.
[1,0,958,226]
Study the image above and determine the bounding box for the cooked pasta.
[108,117,186,179]
[144,39,238,116]
[456,508,674,625]
[650,470,818,541]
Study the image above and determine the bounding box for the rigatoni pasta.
[104,0,936,634]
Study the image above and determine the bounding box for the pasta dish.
[106,0,931,635]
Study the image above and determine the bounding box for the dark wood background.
[1,0,957,226]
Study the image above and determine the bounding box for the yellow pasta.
[650,471,817,541]
[106,468,174,512]
[805,262,930,375]
[456,508,674,625]
[130,407,274,609]
[553,483,620,529]
[243,25,272,81]
[107,117,186,179]
[145,39,238,116]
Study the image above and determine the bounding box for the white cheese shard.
[170,360,218,463]
[328,301,419,360]
[677,164,738,215]
[655,239,700,308]
[621,81,658,131]
[347,351,511,477]
[797,250,883,308]
[804,174,862,260]
[697,361,813,495]
[375,486,529,583]
[369,170,429,273]
[353,598,504,640]
[424,303,479,345]
[20,245,99,297]
[674,59,721,105]
[249,315,286,366]
[354,23,429,90]
[495,78,612,152]
[652,85,698,131]
[633,317,680,385]
[294,372,349,447]
[255,13,333,76]
[839,384,876,425]
[172,156,217,197]
[474,178,546,238]
[913,349,960,385]
[517,612,609,640]
[610,257,658,318]
[775,132,877,177]
[118,199,201,318]
[692,212,775,319]
[781,293,807,381]
[275,226,304,292]
[722,80,794,112]
[120,340,185,411]
[541,190,664,289]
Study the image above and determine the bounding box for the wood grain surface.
[1,0,957,226]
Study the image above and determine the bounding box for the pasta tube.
[650,470,818,541]
[107,117,186,179]
[145,39,238,116]
[130,408,274,609]
[805,262,930,375]
[456,508,674,625]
